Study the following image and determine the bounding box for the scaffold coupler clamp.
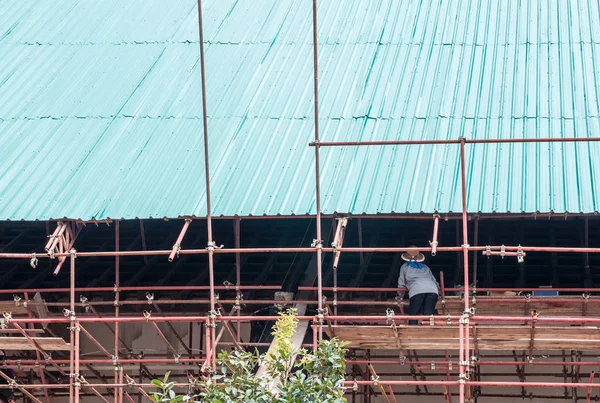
[500,245,506,259]
[448,361,453,371]
[311,239,323,249]
[234,293,243,311]
[429,315,435,326]
[331,241,337,254]
[223,280,232,290]
[316,308,326,325]
[13,295,23,307]
[447,314,452,326]
[1,312,11,328]
[125,374,135,386]
[206,241,224,252]
[583,292,590,301]
[30,253,38,269]
[485,245,491,258]
[429,240,439,256]
[352,379,358,391]
[143,310,152,321]
[386,308,394,324]
[371,375,379,387]
[112,355,119,367]
[517,245,525,263]
[80,295,90,312]
[78,375,88,388]
[72,373,81,387]
[174,354,181,364]
[146,292,154,305]
[431,361,436,370]
[208,309,218,328]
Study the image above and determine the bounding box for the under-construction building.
[1,0,600,402]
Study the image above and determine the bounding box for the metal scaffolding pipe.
[468,381,600,388]
[114,222,121,403]
[430,214,440,256]
[5,244,600,260]
[168,219,192,262]
[311,0,324,341]
[310,137,600,147]
[197,0,216,370]
[0,314,452,325]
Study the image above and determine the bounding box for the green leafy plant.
[151,309,348,402]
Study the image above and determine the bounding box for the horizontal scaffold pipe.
[2,245,600,260]
[30,296,600,309]
[310,137,600,147]
[300,286,600,293]
[0,314,451,325]
[7,380,600,390]
[473,315,600,324]
[2,358,600,367]
[468,381,600,388]
[0,285,279,295]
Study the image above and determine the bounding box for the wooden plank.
[0,337,70,351]
[33,292,49,329]
[0,302,29,315]
[331,325,600,351]
[439,298,600,316]
[0,329,45,335]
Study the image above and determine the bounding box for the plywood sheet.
[0,337,70,351]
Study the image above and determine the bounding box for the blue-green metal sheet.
[0,0,599,220]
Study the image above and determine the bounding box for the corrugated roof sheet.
[1,0,599,220]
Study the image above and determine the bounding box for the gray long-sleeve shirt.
[397,262,440,299]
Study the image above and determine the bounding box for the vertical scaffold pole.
[459,138,471,403]
[197,0,217,369]
[311,0,324,340]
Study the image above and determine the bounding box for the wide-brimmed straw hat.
[401,246,425,263]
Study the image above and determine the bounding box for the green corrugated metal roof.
[1,0,599,220]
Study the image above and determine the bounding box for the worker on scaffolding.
[397,246,440,325]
